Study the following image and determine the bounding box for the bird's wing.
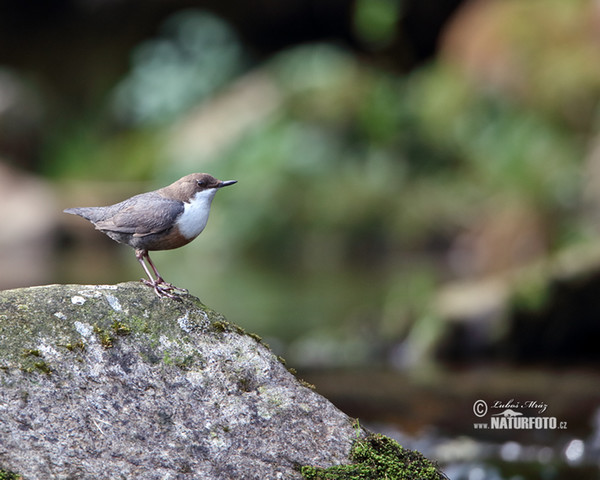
[93,193,184,237]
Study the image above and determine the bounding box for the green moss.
[211,320,229,333]
[0,469,22,480]
[128,316,151,334]
[33,361,52,375]
[91,320,133,349]
[19,349,52,375]
[237,376,255,392]
[162,351,199,370]
[93,324,114,348]
[300,433,445,480]
[20,360,53,375]
[111,320,132,336]
[351,418,362,437]
[21,349,41,358]
[298,378,316,390]
[58,341,86,352]
[248,332,263,343]
[210,318,247,336]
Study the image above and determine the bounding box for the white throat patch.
[177,188,218,239]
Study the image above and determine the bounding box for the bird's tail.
[63,207,100,222]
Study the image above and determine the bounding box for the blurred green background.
[2,0,600,477]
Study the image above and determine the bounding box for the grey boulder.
[0,283,361,479]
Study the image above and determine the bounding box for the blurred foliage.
[408,63,582,209]
[161,41,589,366]
[112,10,243,126]
[7,4,599,367]
[40,10,244,180]
[353,0,404,48]
[43,124,163,180]
[491,0,600,126]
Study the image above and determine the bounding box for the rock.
[0,283,444,480]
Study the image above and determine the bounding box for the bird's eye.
[196,180,205,187]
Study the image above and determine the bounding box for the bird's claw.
[140,278,188,298]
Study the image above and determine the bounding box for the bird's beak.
[219,180,237,188]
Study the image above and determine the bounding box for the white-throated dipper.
[64,173,237,297]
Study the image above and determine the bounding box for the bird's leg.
[135,249,177,297]
[135,249,186,298]
[135,249,156,284]
[144,252,168,286]
[145,252,187,294]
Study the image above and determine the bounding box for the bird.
[64,173,237,297]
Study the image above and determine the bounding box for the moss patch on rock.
[0,469,22,480]
[300,433,445,480]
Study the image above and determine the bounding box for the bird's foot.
[154,277,188,294]
[140,278,187,298]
